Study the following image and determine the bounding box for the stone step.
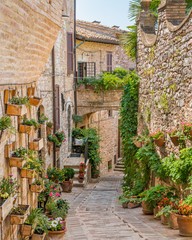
[73,180,85,187]
[115,164,124,168]
[114,167,124,172]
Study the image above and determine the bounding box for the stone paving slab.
[60,173,192,240]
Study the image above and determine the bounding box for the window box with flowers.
[9,147,28,168]
[0,176,19,222]
[167,129,179,146]
[19,116,40,134]
[11,204,30,225]
[150,129,165,147]
[30,179,44,193]
[6,96,29,116]
[176,196,192,236]
[29,138,44,151]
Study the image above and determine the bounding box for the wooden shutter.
[67,32,73,75]
[107,52,112,72]
[55,85,60,130]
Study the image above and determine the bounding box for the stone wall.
[137,0,192,158]
[0,0,63,84]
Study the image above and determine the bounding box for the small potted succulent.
[9,147,28,168]
[0,176,19,221]
[167,129,179,146]
[150,129,165,147]
[6,96,29,116]
[10,204,30,225]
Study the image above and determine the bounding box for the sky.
[76,0,134,30]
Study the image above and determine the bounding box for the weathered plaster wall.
[137,2,192,158]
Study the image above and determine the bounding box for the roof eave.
[76,34,119,45]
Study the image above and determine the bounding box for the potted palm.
[0,176,19,222]
[150,129,165,147]
[21,208,42,236]
[6,96,29,116]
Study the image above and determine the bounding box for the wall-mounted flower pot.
[142,201,153,215]
[170,136,179,146]
[9,157,26,168]
[0,195,15,222]
[29,138,44,151]
[47,141,53,155]
[31,232,46,240]
[169,212,178,229]
[27,87,35,97]
[21,169,34,179]
[11,204,30,225]
[21,222,36,236]
[7,104,27,116]
[19,124,34,134]
[177,214,192,236]
[29,97,43,107]
[46,126,53,135]
[133,140,142,148]
[154,137,165,147]
[30,185,42,193]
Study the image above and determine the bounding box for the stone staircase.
[114,158,125,172]
[64,156,89,187]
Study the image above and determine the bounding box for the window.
[78,62,96,80]
[108,110,113,117]
[107,52,112,72]
[67,32,73,74]
[55,85,60,130]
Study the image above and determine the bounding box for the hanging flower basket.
[29,138,44,151]
[6,104,27,116]
[21,169,35,179]
[170,136,179,146]
[21,222,37,236]
[154,137,165,147]
[29,97,43,107]
[19,124,34,134]
[30,185,43,193]
[31,232,46,240]
[11,204,30,225]
[9,157,26,168]
[177,215,192,236]
[0,194,16,222]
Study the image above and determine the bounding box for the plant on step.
[34,213,49,235]
[24,208,42,227]
[78,173,84,180]
[22,116,40,129]
[9,96,30,106]
[79,163,86,173]
[0,115,16,134]
[0,176,19,205]
[38,113,48,124]
[139,185,176,211]
[47,217,66,232]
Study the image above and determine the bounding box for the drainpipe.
[74,0,77,116]
[51,46,56,167]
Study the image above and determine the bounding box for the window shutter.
[67,33,73,75]
[107,52,112,72]
[55,85,60,130]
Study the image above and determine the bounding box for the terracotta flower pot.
[161,214,169,225]
[177,214,192,236]
[170,136,179,146]
[61,181,71,192]
[153,206,160,219]
[133,140,142,148]
[142,201,153,215]
[122,203,128,208]
[128,202,140,209]
[78,178,84,183]
[154,137,165,147]
[31,232,46,240]
[169,212,178,230]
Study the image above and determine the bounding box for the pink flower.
[54,188,57,191]
[53,183,55,185]
[9,181,13,184]
[49,192,53,197]
[55,193,60,197]
[9,174,13,177]
[51,185,53,188]
[63,139,66,142]
[45,175,48,178]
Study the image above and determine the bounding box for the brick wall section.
[137,3,192,159]
[0,0,63,84]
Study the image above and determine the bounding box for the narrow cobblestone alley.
[61,173,192,240]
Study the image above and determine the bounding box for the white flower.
[55,217,62,221]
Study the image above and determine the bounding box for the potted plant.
[55,131,66,149]
[0,115,16,140]
[46,121,53,135]
[167,129,179,146]
[10,204,30,225]
[177,196,192,236]
[0,176,19,221]
[150,129,165,147]
[47,168,62,183]
[29,138,44,151]
[127,196,142,209]
[9,147,28,168]
[181,121,192,139]
[38,114,48,125]
[132,135,142,148]
[21,208,42,236]
[157,197,173,224]
[30,179,44,193]
[32,213,48,240]
[118,195,129,208]
[78,173,84,183]
[7,96,29,116]
[60,168,75,192]
[29,96,43,107]
[47,217,66,236]
[19,116,40,134]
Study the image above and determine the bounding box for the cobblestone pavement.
[61,173,191,240]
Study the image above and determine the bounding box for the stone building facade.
[0,0,74,238]
[76,20,134,174]
[137,0,192,160]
